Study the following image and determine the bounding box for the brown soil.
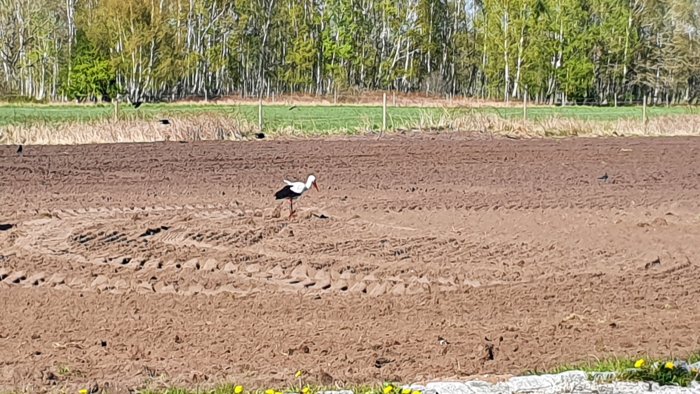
[1,133,700,393]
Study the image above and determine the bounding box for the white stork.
[274,174,319,218]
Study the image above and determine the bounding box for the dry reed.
[0,114,257,145]
[438,112,700,138]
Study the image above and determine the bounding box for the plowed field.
[1,133,700,392]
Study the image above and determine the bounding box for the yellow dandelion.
[302,387,311,394]
[383,385,394,394]
[665,362,675,370]
[634,359,645,369]
[296,370,303,378]
[401,388,411,394]
[411,391,422,394]
[234,385,244,394]
[275,391,282,394]
[79,390,88,394]
[265,389,275,394]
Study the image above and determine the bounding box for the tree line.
[1,0,699,105]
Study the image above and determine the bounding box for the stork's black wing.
[275,185,300,200]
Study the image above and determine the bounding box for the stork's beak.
[313,181,319,191]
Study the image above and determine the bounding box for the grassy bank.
[1,103,700,145]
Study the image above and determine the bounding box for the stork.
[274,174,319,218]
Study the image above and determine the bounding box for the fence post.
[382,92,387,132]
[642,95,648,124]
[523,87,528,121]
[258,98,263,131]
[393,91,396,107]
[113,96,119,122]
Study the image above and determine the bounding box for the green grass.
[472,104,697,121]
[0,102,696,131]
[0,103,437,132]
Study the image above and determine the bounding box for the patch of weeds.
[528,353,700,387]
[56,365,72,377]
[620,359,700,387]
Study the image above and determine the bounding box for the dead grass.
[442,112,700,138]
[0,114,257,145]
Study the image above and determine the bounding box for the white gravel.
[397,370,700,394]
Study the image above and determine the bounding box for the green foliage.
[620,361,699,387]
[1,0,700,103]
[61,31,118,101]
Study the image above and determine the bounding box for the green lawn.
[0,104,437,132]
[469,104,696,121]
[0,103,696,132]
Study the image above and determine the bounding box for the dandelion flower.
[665,362,675,370]
[79,390,88,394]
[401,388,411,394]
[234,385,244,394]
[634,359,645,369]
[383,385,394,394]
[275,391,282,394]
[296,370,303,378]
[410,390,421,394]
[265,389,275,394]
[302,387,311,394]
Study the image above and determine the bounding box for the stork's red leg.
[288,198,295,218]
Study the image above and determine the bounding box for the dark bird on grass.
[132,101,143,109]
[255,132,266,139]
[288,105,298,111]
[598,172,609,182]
[159,119,171,125]
[274,174,319,219]
[16,145,23,157]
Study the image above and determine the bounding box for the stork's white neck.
[305,176,316,189]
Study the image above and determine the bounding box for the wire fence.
[2,97,700,133]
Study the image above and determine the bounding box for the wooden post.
[643,95,648,124]
[334,88,337,105]
[523,88,528,121]
[393,91,397,107]
[113,96,119,122]
[382,92,387,132]
[258,98,263,131]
